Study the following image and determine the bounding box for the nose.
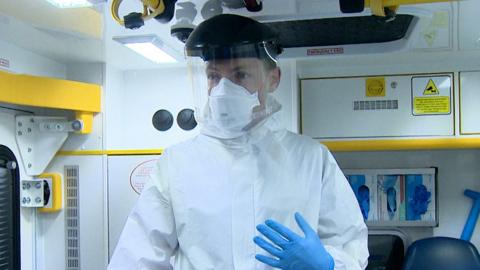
[209,77,239,93]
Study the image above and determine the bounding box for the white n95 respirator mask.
[205,78,260,138]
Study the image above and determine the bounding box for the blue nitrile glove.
[253,212,334,270]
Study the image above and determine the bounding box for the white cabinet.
[300,74,454,139]
[460,71,480,134]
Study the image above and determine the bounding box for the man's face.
[205,58,271,94]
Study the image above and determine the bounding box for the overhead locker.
[300,73,454,139]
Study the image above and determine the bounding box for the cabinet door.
[460,71,480,134]
[300,74,454,139]
[458,0,480,51]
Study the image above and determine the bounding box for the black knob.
[177,108,197,131]
[152,109,174,131]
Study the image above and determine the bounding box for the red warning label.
[0,58,9,68]
[307,47,344,56]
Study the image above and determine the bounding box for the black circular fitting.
[152,109,174,131]
[171,27,194,43]
[244,0,262,12]
[177,109,197,131]
[339,0,365,13]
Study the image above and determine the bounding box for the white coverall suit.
[108,118,369,270]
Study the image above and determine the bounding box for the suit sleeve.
[108,155,178,270]
[317,146,369,270]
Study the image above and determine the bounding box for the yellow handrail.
[0,70,101,134]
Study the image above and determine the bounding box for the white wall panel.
[107,155,159,258]
[66,63,104,85]
[105,66,198,150]
[408,7,452,50]
[105,64,124,151]
[0,39,65,78]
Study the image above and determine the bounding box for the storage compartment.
[344,168,437,227]
[460,71,480,134]
[300,73,454,139]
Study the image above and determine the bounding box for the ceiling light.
[44,0,93,8]
[113,35,180,64]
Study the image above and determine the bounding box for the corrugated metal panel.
[0,167,13,269]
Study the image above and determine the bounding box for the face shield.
[186,42,282,139]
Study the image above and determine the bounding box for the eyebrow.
[206,65,250,73]
[232,66,249,71]
[206,60,253,69]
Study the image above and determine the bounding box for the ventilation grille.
[0,167,13,269]
[65,166,80,270]
[354,100,399,111]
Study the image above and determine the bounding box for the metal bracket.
[20,179,46,207]
[15,116,81,176]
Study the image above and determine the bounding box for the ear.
[267,67,281,92]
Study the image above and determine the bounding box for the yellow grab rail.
[0,70,101,134]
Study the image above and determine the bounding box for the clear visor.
[187,45,281,136]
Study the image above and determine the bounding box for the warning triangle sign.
[423,79,440,95]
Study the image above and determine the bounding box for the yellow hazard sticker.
[366,77,385,97]
[412,75,451,115]
[413,96,450,114]
[423,79,440,95]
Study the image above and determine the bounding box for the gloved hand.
[253,212,335,270]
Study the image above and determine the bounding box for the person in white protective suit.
[108,14,369,270]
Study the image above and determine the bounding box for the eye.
[234,71,250,81]
[207,72,221,82]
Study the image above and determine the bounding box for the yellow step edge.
[323,138,480,152]
[56,149,164,156]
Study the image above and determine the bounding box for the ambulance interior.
[1,0,480,269]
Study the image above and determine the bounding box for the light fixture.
[113,35,180,64]
[44,0,93,8]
